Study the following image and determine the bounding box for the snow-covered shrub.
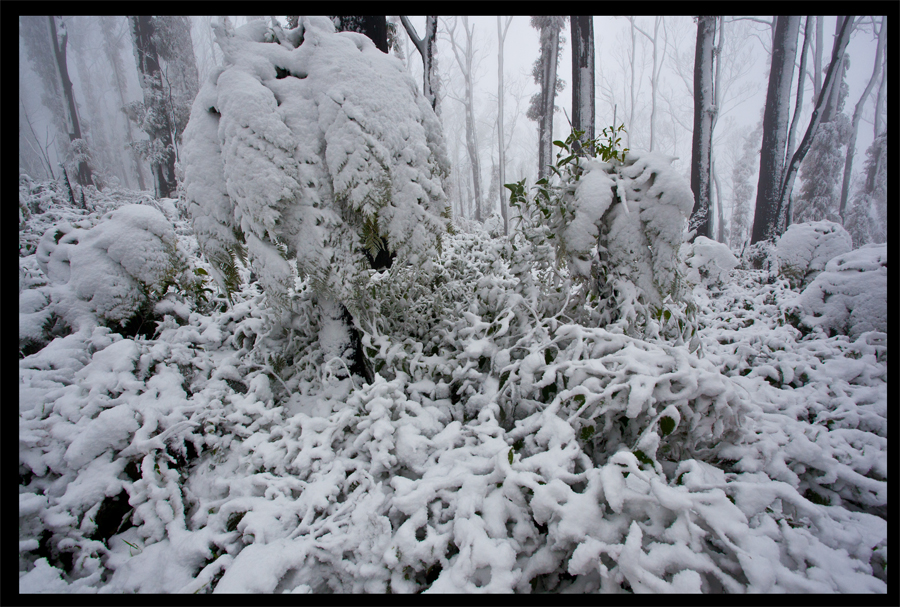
[775,220,852,290]
[30,205,191,334]
[508,131,695,341]
[684,236,739,288]
[182,16,449,311]
[790,243,887,340]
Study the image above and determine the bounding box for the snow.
[17,18,887,597]
[791,243,887,339]
[775,220,852,289]
[182,16,449,310]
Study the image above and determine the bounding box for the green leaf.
[573,394,586,406]
[499,371,510,391]
[193,267,208,276]
[659,416,676,436]
[553,140,567,148]
[633,449,654,467]
[508,448,514,465]
[580,425,595,441]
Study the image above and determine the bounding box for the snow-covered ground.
[18,172,886,593]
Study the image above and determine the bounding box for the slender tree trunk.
[714,160,726,243]
[48,16,93,187]
[400,16,439,112]
[814,16,823,99]
[750,16,800,244]
[784,17,812,189]
[689,16,717,241]
[571,16,595,154]
[775,16,854,235]
[497,16,513,235]
[538,22,561,180]
[130,15,177,198]
[873,48,886,138]
[839,17,885,220]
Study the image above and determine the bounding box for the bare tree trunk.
[100,17,148,191]
[689,16,717,241]
[839,16,885,221]
[130,15,178,198]
[48,16,93,187]
[814,16,823,99]
[448,17,483,221]
[714,160,726,242]
[750,15,800,244]
[775,16,854,236]
[497,16,513,235]
[571,16,595,154]
[400,16,439,112]
[538,21,561,180]
[873,49,886,138]
[630,17,664,151]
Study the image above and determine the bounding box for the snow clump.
[791,243,887,339]
[775,221,852,289]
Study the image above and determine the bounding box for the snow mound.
[29,205,183,333]
[792,243,887,340]
[685,236,739,287]
[775,221,852,289]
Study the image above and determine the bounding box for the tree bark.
[48,16,93,187]
[873,44,886,138]
[775,16,854,236]
[448,17,483,221]
[497,16,513,235]
[130,15,178,198]
[689,16,717,241]
[538,21,561,180]
[750,15,800,244]
[400,16,438,112]
[570,16,595,154]
[839,16,885,221]
[333,16,389,53]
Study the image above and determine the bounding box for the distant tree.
[99,16,148,191]
[20,16,94,188]
[843,133,886,246]
[839,16,885,221]
[688,16,717,241]
[728,121,762,251]
[750,16,800,244]
[570,16,595,155]
[788,18,854,227]
[129,15,178,198]
[446,16,484,222]
[151,16,201,153]
[528,16,567,180]
[497,16,514,234]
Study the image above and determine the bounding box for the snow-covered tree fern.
[182,17,450,318]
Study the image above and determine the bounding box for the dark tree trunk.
[333,16,388,53]
[750,16,800,244]
[48,16,93,187]
[570,16,595,154]
[689,16,717,241]
[130,15,178,198]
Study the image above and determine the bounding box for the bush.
[775,221,852,290]
[790,243,887,339]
